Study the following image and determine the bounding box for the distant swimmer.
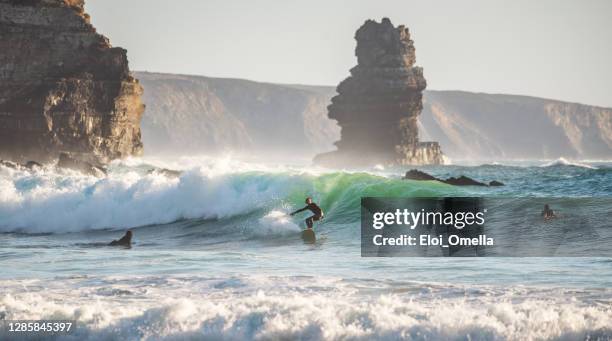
[109,230,132,247]
[290,197,324,229]
[541,204,556,220]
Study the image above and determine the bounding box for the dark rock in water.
[403,169,438,181]
[0,160,20,169]
[403,169,504,187]
[147,168,182,178]
[314,18,444,167]
[25,161,43,170]
[0,0,144,165]
[57,152,107,177]
[1,159,43,171]
[443,176,487,187]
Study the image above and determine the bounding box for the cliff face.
[0,0,144,164]
[313,18,444,167]
[135,72,339,158]
[134,72,612,161]
[420,91,612,160]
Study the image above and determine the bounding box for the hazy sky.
[87,0,612,107]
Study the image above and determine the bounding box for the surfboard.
[301,229,316,243]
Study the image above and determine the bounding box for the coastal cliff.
[420,91,612,160]
[0,0,144,164]
[313,18,444,167]
[135,72,612,161]
[135,72,338,158]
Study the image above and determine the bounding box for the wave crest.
[0,157,454,234]
[0,168,295,233]
[541,157,596,169]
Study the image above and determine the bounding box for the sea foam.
[0,162,300,233]
[256,210,302,236]
[1,275,610,341]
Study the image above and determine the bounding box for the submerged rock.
[0,0,144,165]
[0,160,20,170]
[57,152,107,177]
[24,161,43,170]
[1,159,43,171]
[403,169,504,187]
[314,18,444,167]
[444,176,488,187]
[147,168,182,178]
[403,169,438,181]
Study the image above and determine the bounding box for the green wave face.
[280,172,466,226]
[2,160,610,234]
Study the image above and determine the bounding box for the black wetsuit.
[292,203,324,229]
[542,208,555,219]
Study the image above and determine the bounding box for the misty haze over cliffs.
[136,72,338,159]
[136,72,612,162]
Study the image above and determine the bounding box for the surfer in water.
[109,230,132,247]
[541,204,556,220]
[290,197,324,229]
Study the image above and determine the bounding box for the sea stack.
[314,18,444,167]
[0,0,144,164]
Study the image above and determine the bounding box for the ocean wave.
[0,167,299,233]
[1,275,611,341]
[3,155,610,234]
[0,158,454,234]
[540,157,597,169]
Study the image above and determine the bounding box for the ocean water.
[1,156,611,340]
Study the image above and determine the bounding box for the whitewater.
[1,156,611,340]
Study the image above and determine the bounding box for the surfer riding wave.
[290,197,324,229]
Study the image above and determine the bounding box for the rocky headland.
[131,72,612,162]
[313,18,444,167]
[0,0,144,165]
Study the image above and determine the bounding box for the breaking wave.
[1,156,610,234]
[2,157,612,340]
[0,158,456,234]
[541,157,596,169]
